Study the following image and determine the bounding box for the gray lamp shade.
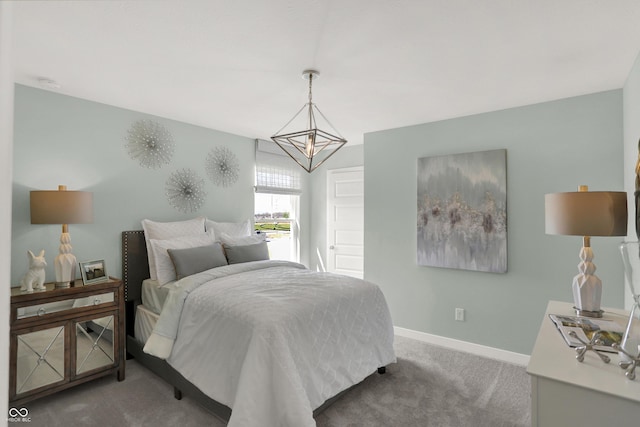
[30,186,93,225]
[545,190,627,236]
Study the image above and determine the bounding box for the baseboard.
[394,326,530,367]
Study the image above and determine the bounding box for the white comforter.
[144,260,395,427]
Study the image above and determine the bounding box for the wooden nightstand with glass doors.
[9,277,125,406]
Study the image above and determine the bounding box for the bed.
[121,228,396,427]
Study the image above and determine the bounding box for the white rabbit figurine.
[20,250,47,292]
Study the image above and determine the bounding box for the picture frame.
[79,259,108,285]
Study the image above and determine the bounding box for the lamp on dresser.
[545,185,627,317]
[30,185,93,287]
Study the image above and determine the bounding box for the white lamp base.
[572,242,603,317]
[54,230,76,287]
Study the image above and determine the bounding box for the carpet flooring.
[20,336,531,426]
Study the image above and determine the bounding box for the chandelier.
[271,70,347,173]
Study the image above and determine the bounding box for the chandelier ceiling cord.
[271,69,347,173]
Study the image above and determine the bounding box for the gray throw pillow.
[168,242,228,280]
[224,241,269,264]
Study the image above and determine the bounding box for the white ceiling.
[11,0,640,145]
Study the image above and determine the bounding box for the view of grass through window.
[255,193,297,261]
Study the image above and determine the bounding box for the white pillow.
[141,217,206,280]
[205,219,252,239]
[219,232,266,246]
[150,234,215,285]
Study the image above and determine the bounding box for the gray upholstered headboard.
[121,230,149,304]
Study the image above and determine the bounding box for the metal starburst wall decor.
[125,119,175,169]
[206,146,239,187]
[165,168,206,213]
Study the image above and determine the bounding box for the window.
[254,193,299,262]
[254,139,302,262]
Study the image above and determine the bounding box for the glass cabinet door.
[76,315,115,375]
[15,326,65,395]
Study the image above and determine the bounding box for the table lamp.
[545,185,627,317]
[30,185,93,287]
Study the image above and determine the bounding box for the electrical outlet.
[455,308,465,322]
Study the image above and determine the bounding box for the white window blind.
[255,139,302,195]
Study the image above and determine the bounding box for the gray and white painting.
[417,149,507,273]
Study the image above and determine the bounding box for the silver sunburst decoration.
[206,146,239,187]
[125,119,175,169]
[165,168,206,213]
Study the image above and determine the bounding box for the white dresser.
[527,300,640,426]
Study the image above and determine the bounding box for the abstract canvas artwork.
[417,149,507,273]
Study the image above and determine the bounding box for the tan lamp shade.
[545,190,627,237]
[30,185,93,225]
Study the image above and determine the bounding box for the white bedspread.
[144,260,395,427]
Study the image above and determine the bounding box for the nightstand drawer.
[14,291,115,321]
[11,283,117,327]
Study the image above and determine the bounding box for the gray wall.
[11,82,631,356]
[364,90,624,354]
[623,50,640,309]
[11,85,259,285]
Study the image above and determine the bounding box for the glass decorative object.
[618,241,640,375]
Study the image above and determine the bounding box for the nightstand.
[9,277,125,405]
[527,301,640,426]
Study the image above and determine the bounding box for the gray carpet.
[21,336,531,427]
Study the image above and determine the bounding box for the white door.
[327,166,364,279]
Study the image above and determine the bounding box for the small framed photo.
[79,259,108,285]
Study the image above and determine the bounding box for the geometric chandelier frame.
[271,70,347,173]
